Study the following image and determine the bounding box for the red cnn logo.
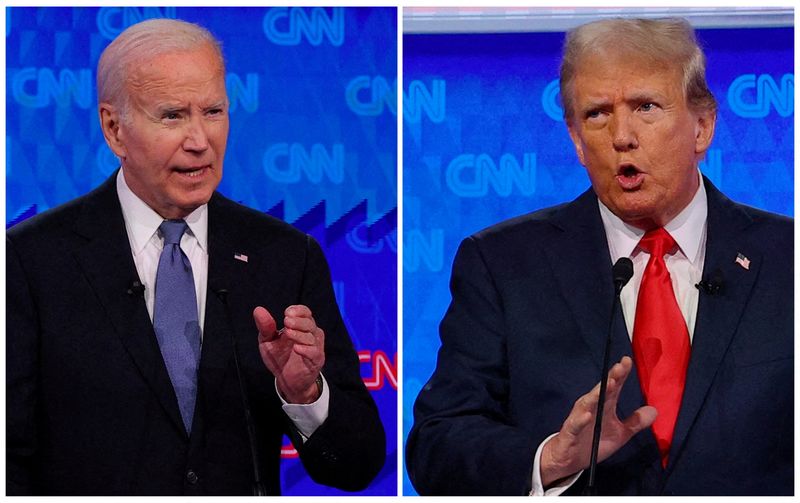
[281,349,396,458]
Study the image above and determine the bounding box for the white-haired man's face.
[101,43,229,219]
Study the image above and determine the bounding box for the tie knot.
[159,220,188,246]
[638,227,676,257]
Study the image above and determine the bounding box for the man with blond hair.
[7,18,384,495]
[407,17,792,496]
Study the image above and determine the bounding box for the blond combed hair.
[559,17,717,123]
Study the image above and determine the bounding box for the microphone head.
[126,280,145,296]
[212,286,230,303]
[612,257,634,293]
[710,269,725,294]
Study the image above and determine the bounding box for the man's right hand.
[540,356,657,488]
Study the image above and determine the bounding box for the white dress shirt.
[115,169,328,439]
[530,175,708,496]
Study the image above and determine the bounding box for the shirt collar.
[116,168,208,253]
[598,171,707,264]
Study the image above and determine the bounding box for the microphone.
[126,280,145,297]
[696,269,724,296]
[213,286,268,496]
[584,257,634,495]
[612,257,634,295]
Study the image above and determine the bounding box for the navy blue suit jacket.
[406,178,793,495]
[7,173,385,495]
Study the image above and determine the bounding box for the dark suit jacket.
[406,178,793,495]
[7,173,385,495]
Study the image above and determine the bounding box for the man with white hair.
[7,18,384,495]
[407,17,792,495]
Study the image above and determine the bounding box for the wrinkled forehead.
[125,45,227,102]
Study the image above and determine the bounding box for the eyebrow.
[577,99,611,114]
[154,100,227,113]
[155,102,187,112]
[624,91,664,103]
[203,101,227,110]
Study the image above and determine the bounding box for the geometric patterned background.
[402,23,793,495]
[6,6,397,496]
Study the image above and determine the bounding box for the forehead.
[571,51,683,99]
[126,45,226,102]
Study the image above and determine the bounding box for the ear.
[566,120,587,166]
[694,109,716,155]
[98,102,126,159]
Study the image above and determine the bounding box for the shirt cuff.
[529,433,583,496]
[277,374,330,442]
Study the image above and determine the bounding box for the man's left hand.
[254,305,325,404]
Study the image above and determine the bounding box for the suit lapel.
[544,190,645,417]
[71,174,186,436]
[199,194,250,404]
[667,180,759,468]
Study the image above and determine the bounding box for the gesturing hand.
[540,356,657,487]
[254,305,326,404]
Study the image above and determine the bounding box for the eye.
[585,109,602,120]
[163,111,181,121]
[639,102,658,112]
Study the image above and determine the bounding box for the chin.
[610,200,661,227]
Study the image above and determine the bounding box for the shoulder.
[451,196,587,277]
[738,203,792,232]
[723,199,793,249]
[208,192,315,250]
[706,177,792,249]
[7,189,99,246]
[464,189,596,259]
[471,201,571,244]
[737,204,793,261]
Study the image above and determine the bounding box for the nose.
[182,115,209,153]
[611,111,639,152]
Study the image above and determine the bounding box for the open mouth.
[616,164,644,190]
[175,165,209,178]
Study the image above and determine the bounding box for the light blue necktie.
[153,220,201,434]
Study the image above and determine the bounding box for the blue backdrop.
[402,25,793,495]
[6,6,397,496]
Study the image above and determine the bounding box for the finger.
[605,357,634,403]
[563,407,594,436]
[285,304,313,319]
[293,343,325,365]
[284,315,317,334]
[281,328,317,346]
[572,385,600,421]
[253,306,277,341]
[621,405,658,437]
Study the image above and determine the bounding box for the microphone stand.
[583,258,633,495]
[215,288,268,496]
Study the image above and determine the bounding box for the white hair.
[97,18,225,120]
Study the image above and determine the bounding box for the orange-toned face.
[566,54,715,229]
[100,43,229,219]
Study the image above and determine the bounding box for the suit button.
[186,470,199,485]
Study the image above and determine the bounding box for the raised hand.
[254,305,326,404]
[540,356,657,487]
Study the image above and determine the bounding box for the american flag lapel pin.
[735,252,750,270]
[234,252,249,263]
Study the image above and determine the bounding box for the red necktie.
[632,228,690,468]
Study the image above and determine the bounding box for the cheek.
[210,123,229,151]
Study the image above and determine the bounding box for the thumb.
[253,306,277,341]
